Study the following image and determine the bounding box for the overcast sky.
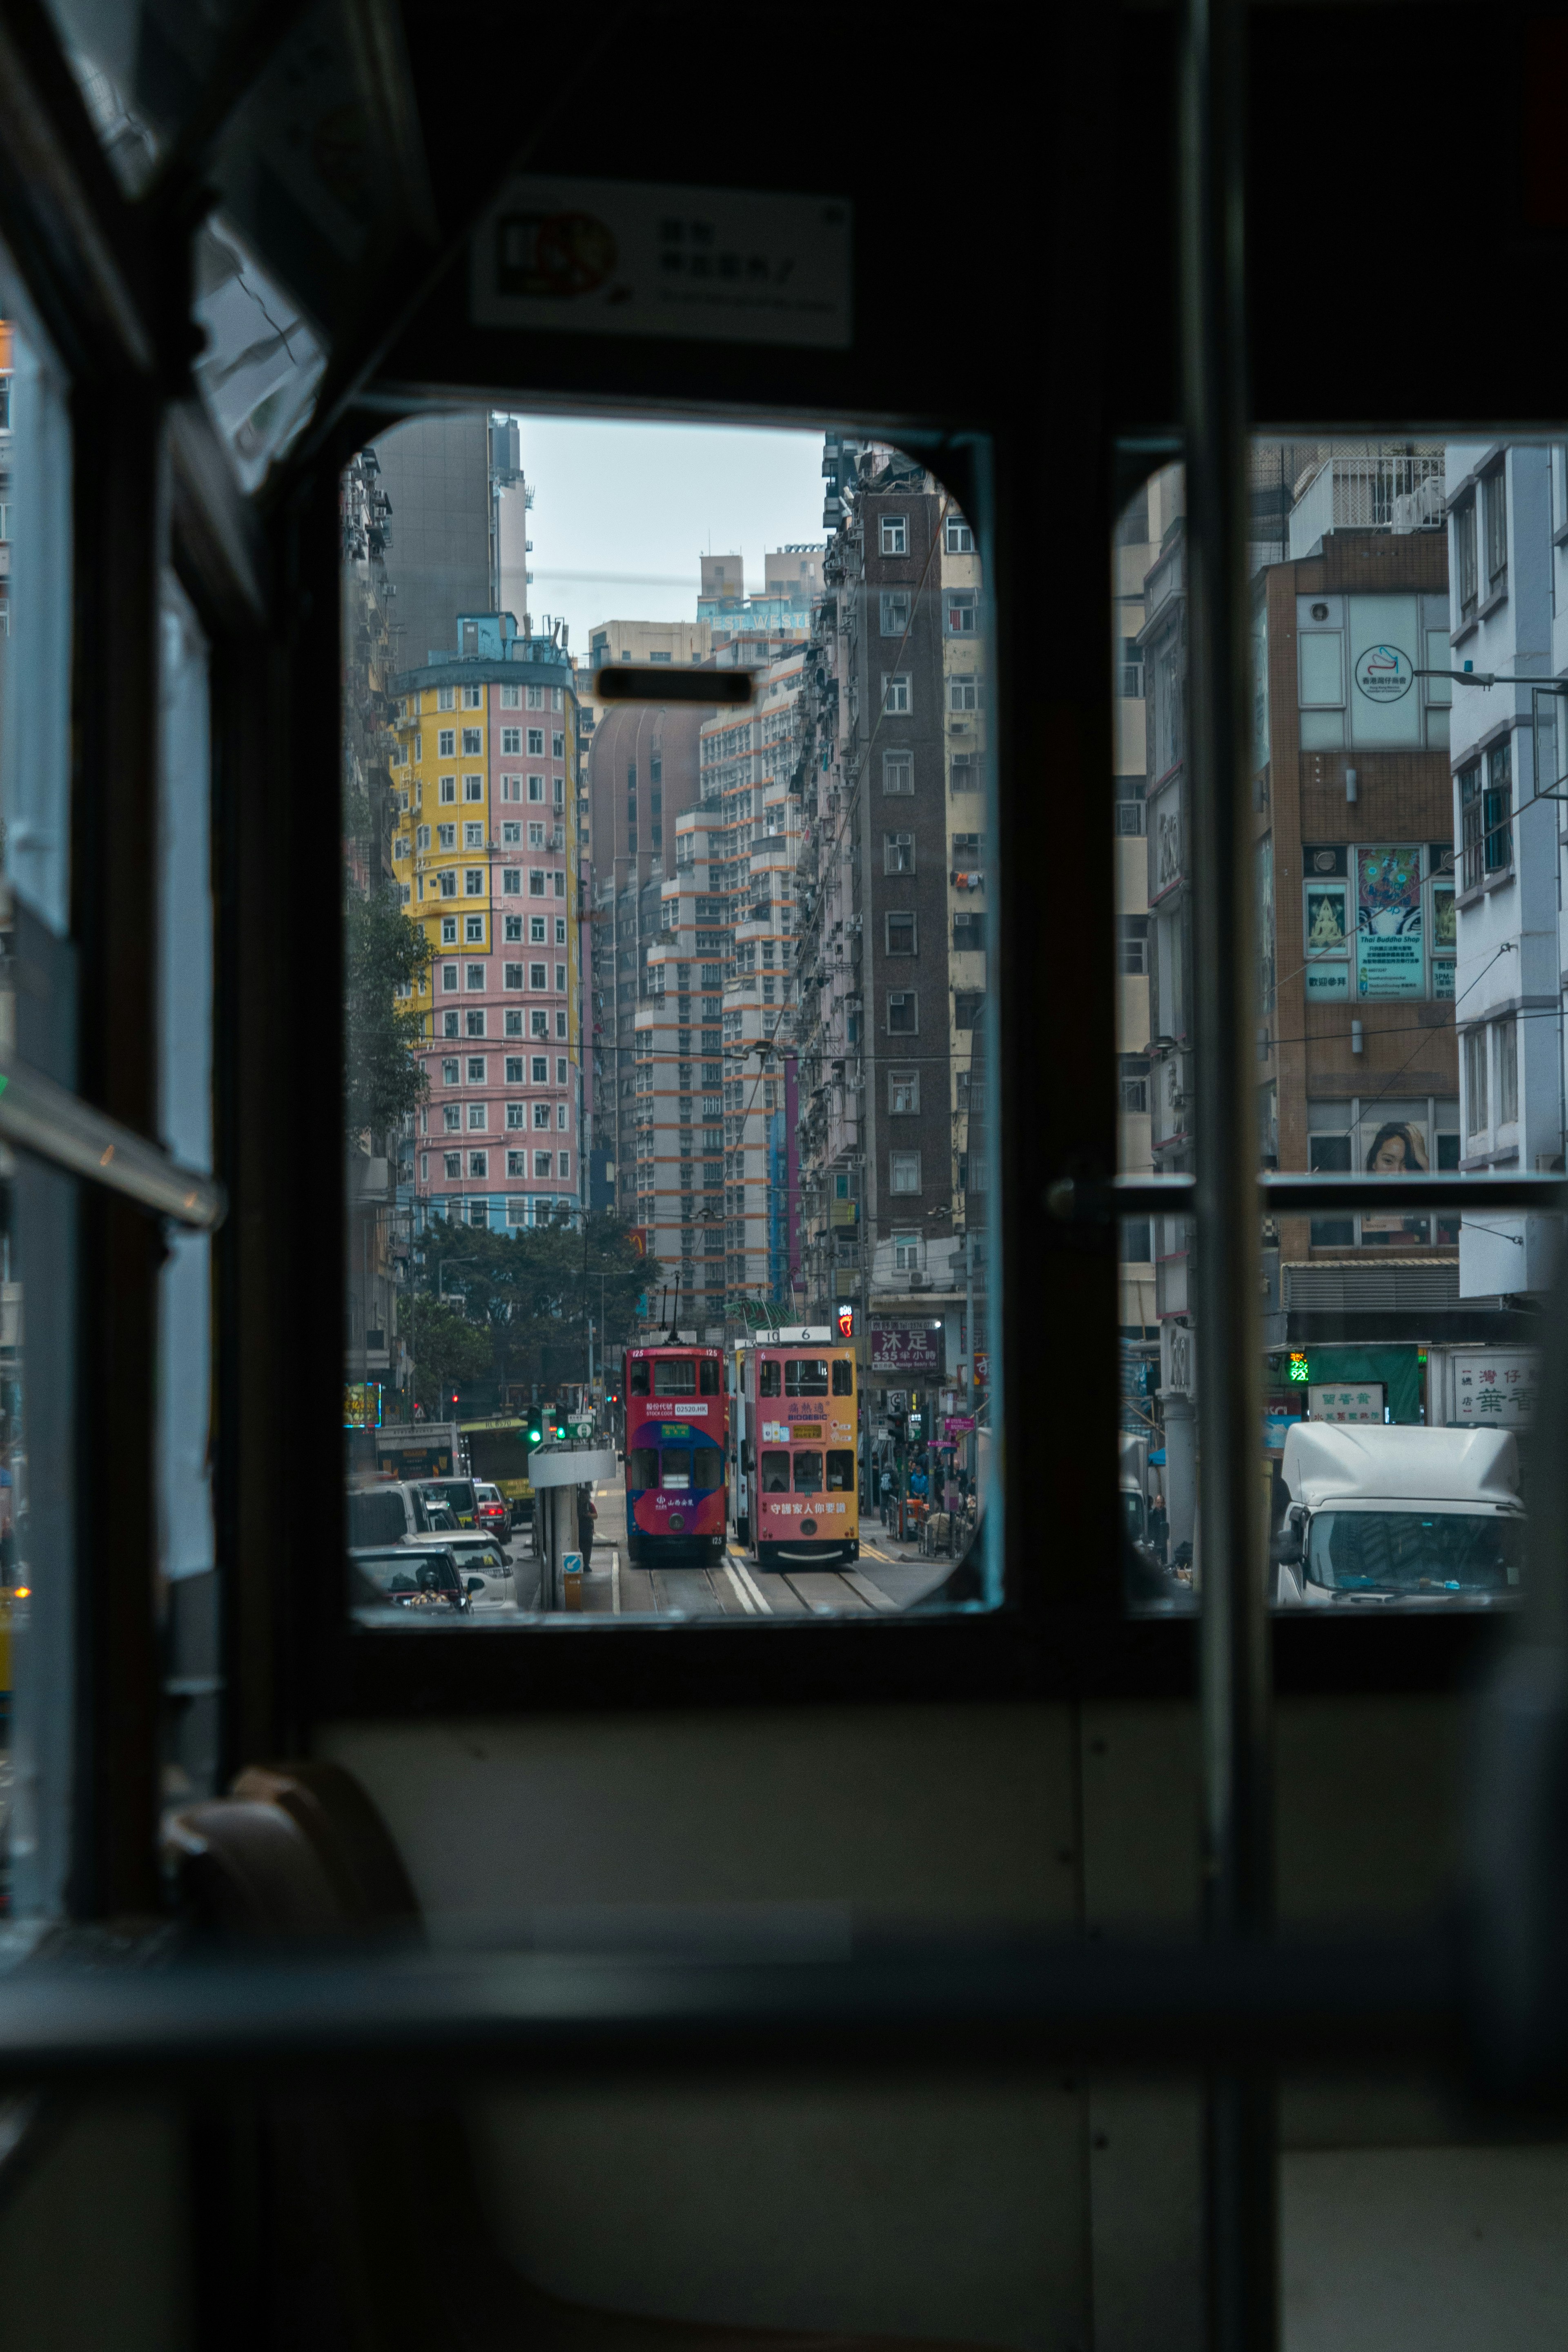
[504,414,826,650]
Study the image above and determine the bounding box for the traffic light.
[835,1302,854,1340]
[526,1408,543,1446]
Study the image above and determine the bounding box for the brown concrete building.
[1253,529,1457,1285]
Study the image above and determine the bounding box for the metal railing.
[1288,451,1446,557]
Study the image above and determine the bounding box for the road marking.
[610,1547,621,1615]
[842,1569,899,1613]
[720,1557,757,1614]
[728,1551,772,1614]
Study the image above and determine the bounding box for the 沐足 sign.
[871,1322,942,1374]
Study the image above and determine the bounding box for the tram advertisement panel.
[624,1346,728,1561]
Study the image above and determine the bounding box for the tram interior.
[3,3,1568,2349]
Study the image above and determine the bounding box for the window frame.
[272,265,1499,1731]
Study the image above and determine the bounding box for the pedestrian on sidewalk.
[576,1483,597,1566]
[879,1461,893,1526]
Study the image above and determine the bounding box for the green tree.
[403,1295,494,1415]
[416,1212,657,1395]
[345,885,431,1136]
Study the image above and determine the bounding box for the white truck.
[1272,1422,1524,1608]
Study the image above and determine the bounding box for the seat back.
[229,1759,423,1932]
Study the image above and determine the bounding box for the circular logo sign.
[1354,643,1414,702]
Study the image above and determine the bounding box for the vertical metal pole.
[1178,0,1277,2344]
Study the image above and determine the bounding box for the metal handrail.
[0,1058,224,1231]
[0,1933,1463,2089]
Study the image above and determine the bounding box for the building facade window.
[1484,466,1508,602]
[880,515,908,555]
[462,728,482,755]
[884,831,915,876]
[880,590,910,635]
[886,911,917,955]
[882,673,911,715]
[1118,913,1149,974]
[887,991,918,1035]
[889,1151,921,1194]
[1460,751,1513,889]
[1497,1014,1519,1127]
[1455,497,1479,622]
[883,748,913,795]
[889,1071,919,1114]
[1464,1026,1489,1136]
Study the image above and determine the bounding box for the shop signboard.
[1356,844,1423,998]
[1308,1382,1385,1424]
[871,1321,942,1374]
[1450,1351,1540,1427]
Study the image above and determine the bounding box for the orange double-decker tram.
[745,1336,859,1570]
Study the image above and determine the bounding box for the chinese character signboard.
[871,1322,942,1374]
[1308,1383,1385,1424]
[474,177,853,349]
[1451,1351,1540,1427]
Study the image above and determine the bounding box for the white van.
[345,1481,440,1549]
[1272,1423,1524,1607]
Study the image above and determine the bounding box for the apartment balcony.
[1288,449,1445,558]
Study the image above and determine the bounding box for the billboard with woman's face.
[1359,1115,1430,1239]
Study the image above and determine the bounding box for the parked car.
[432,1531,515,1609]
[348,1544,472,1613]
[474,1481,510,1541]
[346,1480,441,1549]
[417,1476,479,1529]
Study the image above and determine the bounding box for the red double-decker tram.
[623,1343,729,1567]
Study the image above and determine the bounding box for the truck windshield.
[1305,1510,1523,1595]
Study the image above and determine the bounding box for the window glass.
[1116,436,1564,1615]
[0,275,77,1915]
[158,575,217,1800]
[345,411,998,1621]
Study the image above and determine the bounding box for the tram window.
[1115,441,1546,1617]
[627,1448,657,1489]
[343,407,1000,1632]
[760,1452,790,1493]
[661,1448,693,1490]
[693,1447,723,1489]
[793,1451,824,1493]
[826,1451,855,1490]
